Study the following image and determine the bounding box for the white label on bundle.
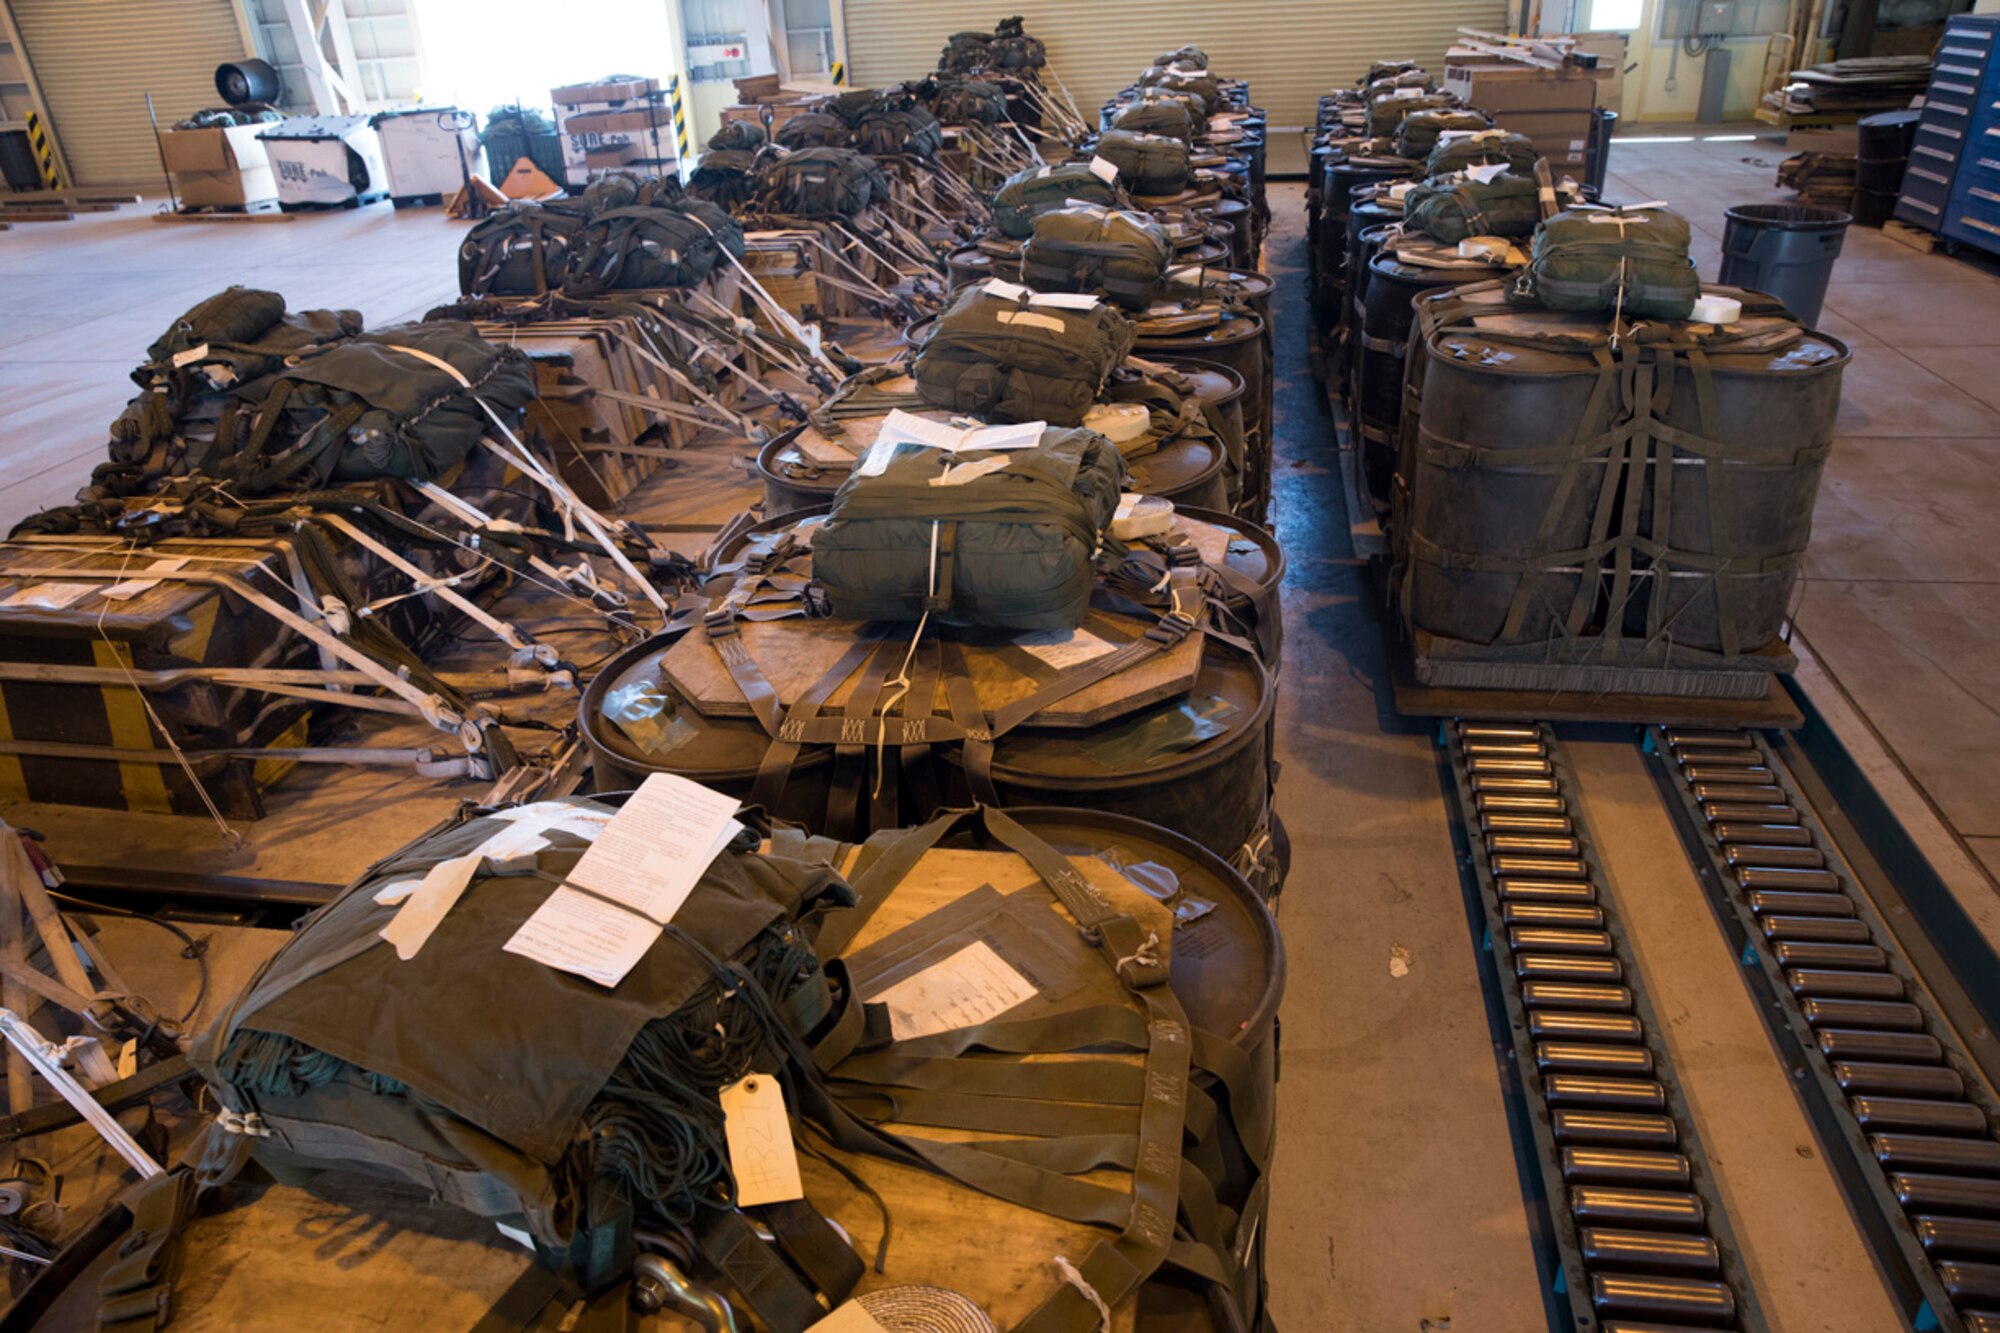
[868,940,1040,1040]
[877,409,970,451]
[1028,291,1103,310]
[961,420,1046,451]
[720,1075,805,1205]
[930,455,1014,486]
[99,557,190,602]
[1467,162,1509,184]
[855,436,902,478]
[1035,164,1054,177]
[0,582,97,611]
[473,801,615,861]
[564,773,744,924]
[1088,154,1120,183]
[503,885,664,989]
[982,277,1032,301]
[169,343,211,368]
[380,853,483,961]
[995,309,1068,333]
[1395,87,1423,99]
[1014,626,1118,671]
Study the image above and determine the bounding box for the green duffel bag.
[852,105,942,159]
[757,147,890,217]
[1395,109,1493,160]
[826,88,883,127]
[941,29,994,73]
[1428,129,1540,177]
[1094,129,1192,197]
[1404,172,1544,242]
[458,201,589,296]
[190,797,858,1294]
[774,112,850,150]
[991,161,1124,238]
[578,169,678,216]
[1021,203,1171,310]
[688,147,763,209]
[1366,91,1454,138]
[1156,44,1208,70]
[1141,68,1221,106]
[563,200,745,295]
[1523,206,1702,321]
[932,78,1006,125]
[812,424,1125,629]
[989,18,1045,71]
[912,281,1136,426]
[707,120,766,151]
[1365,59,1427,86]
[1111,95,1201,143]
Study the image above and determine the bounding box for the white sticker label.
[380,853,482,961]
[930,455,1014,487]
[503,885,664,989]
[1014,626,1118,672]
[99,557,190,602]
[170,343,211,368]
[1028,291,1103,310]
[1088,154,1121,184]
[868,940,1040,1041]
[720,1074,805,1206]
[0,582,98,611]
[981,277,1032,301]
[1467,162,1509,184]
[960,420,1046,451]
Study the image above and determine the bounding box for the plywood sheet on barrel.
[662,612,1204,728]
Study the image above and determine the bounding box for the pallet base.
[154,206,294,224]
[1882,218,1942,254]
[278,191,388,213]
[391,192,445,209]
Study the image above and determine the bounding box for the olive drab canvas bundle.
[1366,91,1455,138]
[1522,206,1703,322]
[1110,95,1200,143]
[458,201,590,297]
[1093,129,1192,198]
[757,147,892,218]
[810,424,1126,630]
[188,798,861,1309]
[563,199,746,296]
[851,105,943,160]
[707,120,767,152]
[1393,109,1494,161]
[1404,173,1544,242]
[911,281,1136,427]
[930,78,1008,126]
[1020,204,1173,310]
[1427,129,1541,178]
[774,112,851,150]
[687,148,764,210]
[991,161,1126,238]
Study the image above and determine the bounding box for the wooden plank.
[0,201,116,214]
[663,611,1205,729]
[1882,218,1942,254]
[0,210,73,222]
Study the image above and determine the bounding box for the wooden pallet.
[1882,218,1942,254]
[152,206,294,224]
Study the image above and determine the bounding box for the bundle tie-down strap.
[97,1169,203,1333]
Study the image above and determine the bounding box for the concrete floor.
[5,136,2000,1326]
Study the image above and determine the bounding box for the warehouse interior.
[2,1,1999,1331]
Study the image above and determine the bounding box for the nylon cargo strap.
[97,1169,202,1332]
[802,807,1213,1331]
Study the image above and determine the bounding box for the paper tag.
[996,309,1068,333]
[868,939,1040,1041]
[720,1074,805,1206]
[961,420,1046,451]
[99,556,190,602]
[1466,162,1509,184]
[807,1305,894,1333]
[503,885,664,988]
[563,773,743,924]
[855,435,904,477]
[982,277,1032,301]
[1394,87,1423,100]
[1014,627,1118,672]
[170,343,211,368]
[930,455,1014,487]
[0,582,97,611]
[472,801,615,862]
[495,1221,536,1251]
[1028,291,1102,310]
[380,853,482,961]
[1088,154,1120,184]
[877,409,971,451]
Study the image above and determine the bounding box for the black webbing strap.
[756,1197,865,1310]
[827,646,897,841]
[693,1208,826,1333]
[751,631,885,824]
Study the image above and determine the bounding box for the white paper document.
[564,772,745,923]
[503,886,664,989]
[99,557,191,602]
[981,277,1032,301]
[1,582,98,612]
[1013,626,1118,671]
[1088,155,1120,183]
[868,940,1040,1040]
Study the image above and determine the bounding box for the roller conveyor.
[1650,725,2000,1333]
[1443,721,1761,1332]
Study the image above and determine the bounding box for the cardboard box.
[561,128,672,185]
[1787,126,1861,154]
[159,123,278,209]
[371,108,479,199]
[550,76,659,107]
[585,141,641,169]
[561,105,672,136]
[259,115,386,206]
[1445,56,1601,115]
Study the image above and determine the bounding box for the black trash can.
[1717,203,1852,327]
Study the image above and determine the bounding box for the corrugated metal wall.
[9,0,249,185]
[843,0,1510,133]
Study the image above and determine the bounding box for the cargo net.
[1392,281,1844,696]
